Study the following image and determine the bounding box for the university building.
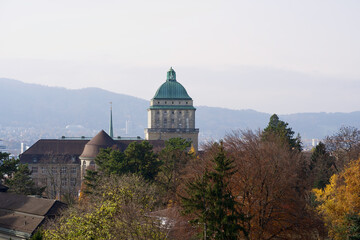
[19,68,198,199]
[145,67,199,151]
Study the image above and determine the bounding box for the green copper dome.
[153,68,192,100]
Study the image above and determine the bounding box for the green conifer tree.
[263,114,302,151]
[181,142,247,239]
[6,164,45,195]
[310,142,335,189]
[0,152,18,181]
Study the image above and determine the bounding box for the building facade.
[20,131,163,200]
[19,67,199,200]
[145,68,199,151]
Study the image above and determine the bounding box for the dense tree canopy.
[157,138,193,200]
[45,174,167,240]
[314,157,360,240]
[262,114,302,151]
[124,141,161,181]
[92,141,161,181]
[0,152,18,181]
[310,142,336,189]
[6,163,45,195]
[1,152,44,195]
[181,142,246,240]
[224,130,320,239]
[324,126,360,172]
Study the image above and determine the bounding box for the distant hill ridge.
[1,78,359,142]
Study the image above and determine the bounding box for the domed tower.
[79,130,117,179]
[145,67,199,151]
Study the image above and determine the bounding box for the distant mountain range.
[1,78,359,146]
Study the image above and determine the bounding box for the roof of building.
[20,130,165,164]
[153,68,192,100]
[20,139,89,164]
[0,192,66,238]
[86,130,116,147]
[22,139,89,155]
[80,130,117,159]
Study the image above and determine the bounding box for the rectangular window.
[70,178,76,186]
[52,167,57,174]
[60,166,67,174]
[31,167,38,173]
[41,167,46,174]
[71,167,77,174]
[40,178,47,185]
[61,178,67,186]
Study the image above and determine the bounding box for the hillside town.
[1,1,360,239]
[1,68,360,239]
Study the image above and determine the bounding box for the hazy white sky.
[1,0,359,114]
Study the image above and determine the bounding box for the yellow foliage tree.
[44,174,167,240]
[314,158,360,239]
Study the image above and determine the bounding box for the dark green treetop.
[181,142,247,239]
[310,142,335,189]
[6,164,45,195]
[0,152,18,180]
[262,114,302,151]
[1,152,44,195]
[92,141,161,182]
[157,138,193,198]
[124,141,161,181]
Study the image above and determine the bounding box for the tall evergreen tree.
[6,164,45,195]
[124,141,160,181]
[0,152,18,181]
[82,169,99,195]
[310,142,335,189]
[263,114,302,151]
[181,142,247,239]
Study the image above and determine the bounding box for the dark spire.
[109,102,113,138]
[166,67,176,82]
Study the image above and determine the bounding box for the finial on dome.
[167,67,176,81]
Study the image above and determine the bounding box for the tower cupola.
[167,67,176,81]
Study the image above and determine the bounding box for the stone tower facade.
[145,68,199,151]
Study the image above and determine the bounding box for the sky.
[0,0,359,114]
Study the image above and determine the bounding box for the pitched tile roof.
[0,193,66,237]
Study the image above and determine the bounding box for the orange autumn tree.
[314,157,360,240]
[223,130,321,239]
